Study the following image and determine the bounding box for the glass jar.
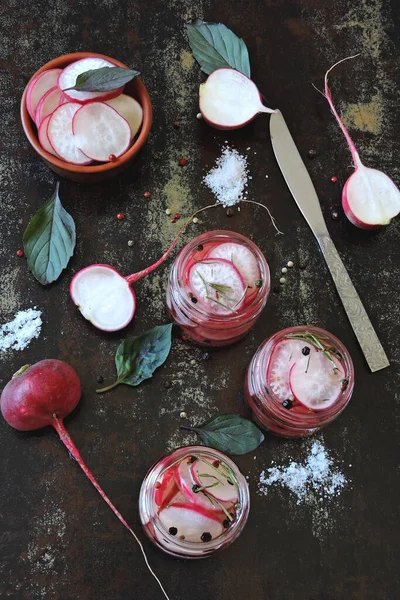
[139,445,250,559]
[245,325,354,438]
[166,230,270,346]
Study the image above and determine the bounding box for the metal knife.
[269,110,389,373]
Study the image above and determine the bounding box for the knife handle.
[317,234,389,372]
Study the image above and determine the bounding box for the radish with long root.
[0,359,170,600]
[70,201,282,332]
[323,56,400,228]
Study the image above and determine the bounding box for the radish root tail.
[52,416,170,600]
[241,200,284,235]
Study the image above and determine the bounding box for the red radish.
[47,102,92,165]
[26,68,62,121]
[267,339,307,400]
[188,258,246,314]
[155,467,179,508]
[106,94,143,140]
[289,350,344,410]
[199,68,276,130]
[58,57,123,103]
[0,359,170,599]
[35,86,63,127]
[38,114,60,157]
[206,242,260,287]
[190,461,238,503]
[158,503,224,542]
[72,103,131,162]
[324,56,400,228]
[176,456,220,511]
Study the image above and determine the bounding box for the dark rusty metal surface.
[1,1,400,599]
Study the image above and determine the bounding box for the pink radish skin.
[35,86,63,127]
[199,68,276,130]
[38,114,60,157]
[58,57,123,103]
[0,359,170,600]
[26,68,62,121]
[47,103,93,165]
[155,466,179,509]
[324,57,400,228]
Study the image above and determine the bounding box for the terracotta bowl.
[20,52,152,183]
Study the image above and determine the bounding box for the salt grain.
[0,308,42,352]
[203,147,249,207]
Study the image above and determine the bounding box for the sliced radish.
[155,467,179,509]
[72,103,132,162]
[47,102,92,164]
[35,86,63,127]
[70,265,135,332]
[207,242,260,287]
[176,457,220,511]
[267,339,308,400]
[58,57,123,103]
[26,68,62,121]
[188,258,246,315]
[159,503,224,542]
[190,460,238,503]
[289,350,344,410]
[38,114,59,157]
[105,94,143,140]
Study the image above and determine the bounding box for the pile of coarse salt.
[203,146,249,207]
[258,440,348,505]
[0,308,42,352]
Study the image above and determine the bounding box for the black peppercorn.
[191,296,198,304]
[189,456,197,463]
[282,399,293,409]
[302,346,310,356]
[201,532,212,542]
[341,378,349,389]
[169,527,178,536]
[196,244,204,251]
[192,484,201,493]
[226,208,234,217]
[223,519,230,528]
[255,279,263,288]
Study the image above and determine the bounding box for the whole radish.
[0,359,169,600]
[324,56,400,229]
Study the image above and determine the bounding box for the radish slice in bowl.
[70,265,136,332]
[206,242,260,287]
[190,460,238,503]
[26,68,62,121]
[35,86,63,127]
[38,114,59,156]
[159,503,224,542]
[267,339,308,400]
[188,258,246,314]
[176,457,221,512]
[105,94,143,140]
[72,103,132,162]
[58,57,123,103]
[47,102,92,164]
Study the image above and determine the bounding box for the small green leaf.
[182,414,264,455]
[186,19,250,77]
[96,323,173,393]
[63,66,140,92]
[23,182,76,286]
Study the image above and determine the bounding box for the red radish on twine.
[323,55,400,229]
[0,360,170,600]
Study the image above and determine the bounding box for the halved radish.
[72,103,132,162]
[105,94,143,140]
[289,351,344,411]
[159,503,224,542]
[176,457,220,511]
[38,114,59,157]
[58,57,123,103]
[190,460,238,503]
[207,242,260,287]
[188,258,246,315]
[35,86,63,127]
[47,102,92,165]
[70,265,135,331]
[267,339,308,400]
[155,467,179,509]
[26,68,62,122]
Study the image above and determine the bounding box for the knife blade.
[270,110,389,373]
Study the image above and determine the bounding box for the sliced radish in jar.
[190,460,238,503]
[105,94,143,140]
[72,103,132,162]
[289,350,344,410]
[176,457,220,512]
[70,265,136,332]
[159,503,224,542]
[47,103,92,164]
[155,467,179,509]
[207,242,260,287]
[188,258,246,315]
[26,68,62,121]
[35,86,63,127]
[267,339,308,401]
[58,57,123,103]
[38,114,59,157]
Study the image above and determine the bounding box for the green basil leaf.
[96,323,173,393]
[23,182,76,286]
[186,19,250,76]
[63,66,140,92]
[183,414,264,455]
